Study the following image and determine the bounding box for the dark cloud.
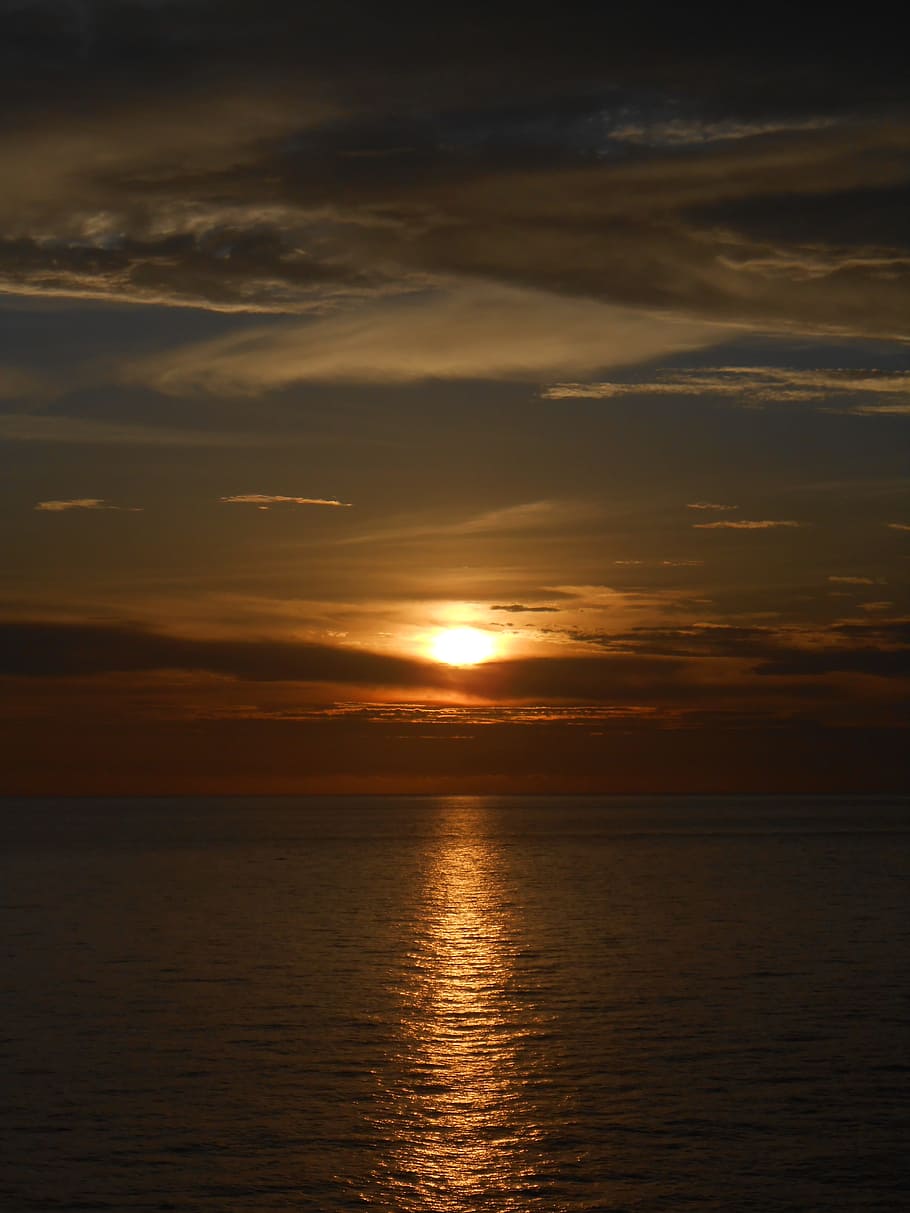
[755,650,910,678]
[0,5,907,338]
[5,618,908,691]
[461,654,691,703]
[0,230,400,314]
[0,620,693,702]
[570,620,910,681]
[0,620,431,685]
[0,621,710,708]
[831,619,910,647]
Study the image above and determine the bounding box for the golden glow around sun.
[430,626,497,666]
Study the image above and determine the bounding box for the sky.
[1,2,908,793]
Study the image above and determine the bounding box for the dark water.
[1,795,907,1212]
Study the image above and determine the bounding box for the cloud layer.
[0,7,907,344]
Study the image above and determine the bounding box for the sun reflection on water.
[369,800,550,1211]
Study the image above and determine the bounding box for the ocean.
[1,795,907,1211]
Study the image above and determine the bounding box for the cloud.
[0,11,907,340]
[275,703,658,726]
[2,617,907,748]
[34,498,141,512]
[609,114,839,148]
[755,649,910,677]
[613,558,705,567]
[692,519,805,530]
[490,604,560,613]
[835,403,910,417]
[338,499,595,547]
[687,501,738,511]
[887,523,910,531]
[828,576,880,585]
[0,620,431,686]
[395,125,910,341]
[0,619,691,705]
[558,619,910,680]
[456,501,588,535]
[543,368,910,406]
[127,283,724,392]
[220,494,352,508]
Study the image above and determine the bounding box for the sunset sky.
[1,4,908,793]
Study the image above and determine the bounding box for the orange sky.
[0,7,907,793]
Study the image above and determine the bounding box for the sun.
[430,626,497,666]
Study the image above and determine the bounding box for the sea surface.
[0,795,907,1212]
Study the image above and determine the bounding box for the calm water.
[1,795,907,1211]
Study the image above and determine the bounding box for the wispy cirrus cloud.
[34,498,141,512]
[828,576,882,585]
[127,284,723,392]
[338,499,594,547]
[687,501,738,511]
[887,522,910,532]
[543,368,910,409]
[220,494,352,509]
[692,519,804,530]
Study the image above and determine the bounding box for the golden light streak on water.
[368,800,550,1211]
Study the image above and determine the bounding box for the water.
[1,795,907,1211]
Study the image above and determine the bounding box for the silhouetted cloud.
[0,620,430,685]
[755,649,910,677]
[561,617,910,673]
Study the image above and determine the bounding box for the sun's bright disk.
[430,626,496,666]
